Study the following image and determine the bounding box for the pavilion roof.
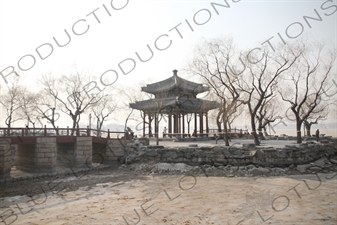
[129,96,219,114]
[141,70,209,95]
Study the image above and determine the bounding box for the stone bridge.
[0,127,131,179]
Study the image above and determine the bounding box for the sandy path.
[2,173,336,225]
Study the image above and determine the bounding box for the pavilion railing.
[0,126,127,139]
[141,128,251,139]
[149,128,250,139]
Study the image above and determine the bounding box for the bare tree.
[302,96,330,136]
[152,100,166,145]
[120,81,154,137]
[33,91,60,133]
[240,44,301,145]
[40,70,107,135]
[91,94,117,134]
[256,96,283,139]
[280,42,336,143]
[188,37,242,146]
[18,89,39,129]
[0,77,24,133]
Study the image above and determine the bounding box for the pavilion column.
[148,114,152,137]
[182,113,185,138]
[174,113,178,137]
[154,114,158,138]
[178,114,181,137]
[206,112,209,136]
[168,114,172,138]
[143,112,146,137]
[199,112,204,136]
[194,112,197,137]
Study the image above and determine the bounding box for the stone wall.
[125,141,337,167]
[35,137,57,172]
[0,137,132,179]
[0,139,11,179]
[105,139,130,163]
[74,137,93,168]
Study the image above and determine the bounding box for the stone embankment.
[125,138,337,176]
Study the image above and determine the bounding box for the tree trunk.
[6,122,11,136]
[304,121,312,137]
[223,122,230,146]
[71,118,77,136]
[222,113,229,146]
[296,121,302,143]
[258,129,265,140]
[263,127,268,137]
[251,115,260,145]
[216,111,222,133]
[257,118,265,140]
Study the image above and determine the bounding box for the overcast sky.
[0,0,336,135]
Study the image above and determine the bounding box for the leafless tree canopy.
[279,41,336,143]
[188,38,243,146]
[39,70,109,135]
[0,77,25,131]
[187,37,335,145]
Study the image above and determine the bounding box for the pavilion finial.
[173,69,178,76]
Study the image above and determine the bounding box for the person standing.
[163,127,167,138]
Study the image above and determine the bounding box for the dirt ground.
[1,162,336,225]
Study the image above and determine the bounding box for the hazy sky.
[0,0,336,134]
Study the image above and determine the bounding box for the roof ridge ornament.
[173,69,178,86]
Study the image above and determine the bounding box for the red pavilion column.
[194,112,197,137]
[174,113,178,137]
[154,114,158,138]
[168,114,172,138]
[143,112,146,137]
[182,113,185,138]
[148,114,152,137]
[199,112,204,136]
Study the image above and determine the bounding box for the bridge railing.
[0,126,128,139]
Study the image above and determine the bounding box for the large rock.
[145,150,157,157]
[155,163,194,173]
[246,164,256,170]
[248,167,269,175]
[296,164,311,173]
[243,143,255,148]
[276,150,287,158]
[137,138,150,146]
[309,166,322,172]
[230,166,238,171]
[162,151,178,159]
[330,159,337,164]
[312,157,331,168]
[270,167,286,176]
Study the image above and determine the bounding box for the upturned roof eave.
[141,71,209,94]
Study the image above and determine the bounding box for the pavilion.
[129,69,219,138]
